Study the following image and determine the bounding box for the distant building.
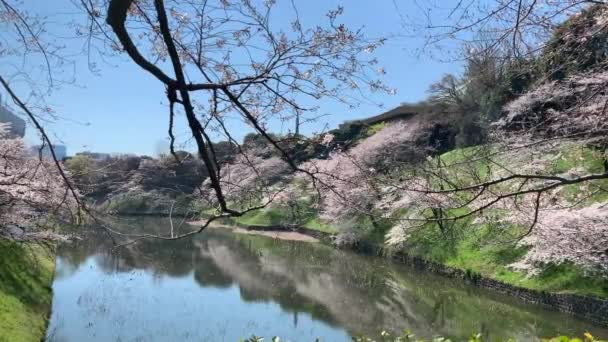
[0,94,26,138]
[350,104,418,126]
[75,151,111,161]
[30,144,67,161]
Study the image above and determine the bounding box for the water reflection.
[47,217,608,341]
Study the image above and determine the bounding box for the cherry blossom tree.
[511,202,608,274]
[199,151,291,210]
[0,0,83,234]
[73,0,391,237]
[364,1,608,264]
[0,0,393,240]
[404,0,607,61]
[291,120,430,240]
[0,123,78,239]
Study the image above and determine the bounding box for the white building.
[0,94,26,138]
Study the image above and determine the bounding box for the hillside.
[66,2,608,299]
[225,124,608,295]
[202,4,608,298]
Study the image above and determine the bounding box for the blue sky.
[3,0,462,156]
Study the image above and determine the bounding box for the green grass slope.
[401,142,608,297]
[224,141,608,298]
[0,240,55,342]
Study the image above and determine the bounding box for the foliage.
[426,48,513,147]
[232,207,291,227]
[212,140,239,165]
[366,122,388,136]
[239,336,307,342]
[497,70,608,138]
[352,330,483,342]
[240,332,606,342]
[422,3,608,147]
[139,153,205,193]
[539,4,608,81]
[228,187,338,234]
[330,121,368,147]
[65,151,207,214]
[102,190,202,216]
[243,133,278,153]
[302,217,338,234]
[64,155,95,185]
[547,334,607,342]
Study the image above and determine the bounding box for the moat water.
[46,217,608,341]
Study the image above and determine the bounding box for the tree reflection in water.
[49,217,607,342]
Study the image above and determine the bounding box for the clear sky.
[3,0,462,156]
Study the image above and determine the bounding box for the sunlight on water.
[46,218,608,342]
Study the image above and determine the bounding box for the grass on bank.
[400,142,608,297]
[241,332,605,342]
[199,142,608,297]
[0,239,55,342]
[226,205,339,234]
[405,222,608,298]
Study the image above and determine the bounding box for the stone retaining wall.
[232,222,608,327]
[388,249,608,327]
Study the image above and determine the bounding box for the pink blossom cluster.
[0,125,77,234]
[301,120,424,224]
[511,203,608,274]
[200,151,291,206]
[498,70,608,137]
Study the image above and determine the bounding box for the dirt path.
[187,221,319,242]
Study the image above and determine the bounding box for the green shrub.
[241,332,606,342]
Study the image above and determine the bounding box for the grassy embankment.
[408,142,608,298]
[409,216,608,298]
[226,141,608,298]
[0,240,55,342]
[231,209,338,234]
